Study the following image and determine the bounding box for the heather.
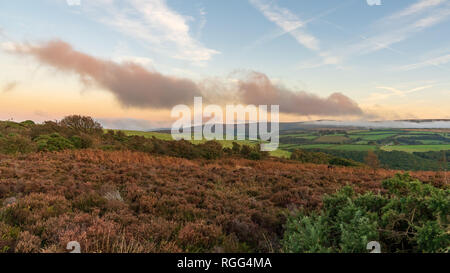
[0,149,447,253]
[0,116,448,253]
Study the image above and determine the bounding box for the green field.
[281,134,317,139]
[108,129,264,150]
[280,144,377,151]
[350,134,397,140]
[314,135,349,143]
[381,145,450,153]
[107,128,449,158]
[269,149,292,158]
[108,129,174,140]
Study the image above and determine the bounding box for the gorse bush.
[35,133,75,152]
[69,134,94,149]
[282,173,449,253]
[0,135,36,154]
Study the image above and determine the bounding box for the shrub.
[198,141,223,160]
[15,231,41,253]
[70,134,94,149]
[59,115,103,135]
[282,173,450,253]
[282,213,331,253]
[20,120,35,127]
[30,121,69,139]
[0,222,20,253]
[178,221,223,252]
[35,133,75,152]
[0,135,36,154]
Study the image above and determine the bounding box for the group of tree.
[290,149,361,167]
[0,115,269,161]
[304,148,449,171]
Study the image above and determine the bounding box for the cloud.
[97,117,170,130]
[12,40,202,108]
[249,0,350,67]
[1,41,15,51]
[195,7,207,40]
[85,0,219,65]
[306,120,450,129]
[249,0,319,51]
[365,85,433,102]
[397,53,450,71]
[237,71,364,116]
[8,39,365,117]
[112,55,154,67]
[2,81,18,93]
[347,0,450,56]
[391,0,446,18]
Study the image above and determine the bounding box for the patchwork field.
[381,144,450,153]
[278,128,449,153]
[104,127,450,168]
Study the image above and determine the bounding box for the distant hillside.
[152,120,450,135]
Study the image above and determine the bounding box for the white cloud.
[249,0,320,51]
[85,0,219,65]
[391,0,446,18]
[250,0,345,68]
[398,53,450,70]
[196,7,207,39]
[113,55,154,67]
[0,41,15,52]
[347,0,450,56]
[364,85,433,102]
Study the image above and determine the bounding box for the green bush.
[282,213,332,253]
[70,134,94,149]
[20,120,35,127]
[198,141,224,160]
[0,135,36,154]
[35,133,75,152]
[282,173,449,253]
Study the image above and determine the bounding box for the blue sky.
[0,0,449,126]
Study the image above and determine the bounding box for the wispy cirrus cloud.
[2,81,18,93]
[84,0,219,65]
[391,0,446,18]
[345,0,450,56]
[397,53,450,71]
[250,0,372,69]
[249,0,320,51]
[364,85,433,102]
[249,0,342,66]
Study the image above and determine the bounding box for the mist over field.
[301,120,450,129]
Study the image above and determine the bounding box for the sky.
[0,0,449,129]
